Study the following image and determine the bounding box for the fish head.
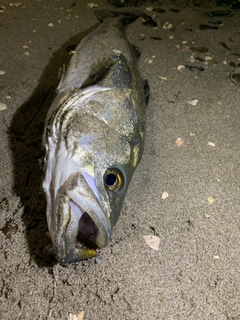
[43,91,139,264]
[43,149,133,264]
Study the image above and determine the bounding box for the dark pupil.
[105,173,117,186]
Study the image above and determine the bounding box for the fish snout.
[58,172,111,263]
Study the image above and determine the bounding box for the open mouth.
[55,172,112,263]
[65,190,111,263]
[77,211,99,248]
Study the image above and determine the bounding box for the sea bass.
[42,10,148,264]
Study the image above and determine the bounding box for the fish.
[42,10,149,264]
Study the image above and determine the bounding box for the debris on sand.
[176,137,184,147]
[143,235,160,251]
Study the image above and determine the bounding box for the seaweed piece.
[199,24,218,30]
[195,57,204,62]
[108,0,146,7]
[210,10,231,16]
[208,20,222,24]
[229,62,236,67]
[152,8,165,13]
[220,42,231,50]
[190,46,208,53]
[141,13,158,27]
[170,8,180,13]
[185,65,205,71]
[230,53,240,57]
[150,36,162,40]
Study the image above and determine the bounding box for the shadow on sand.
[8,23,100,267]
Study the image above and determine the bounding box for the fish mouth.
[57,172,112,264]
[69,199,106,249]
[78,210,99,247]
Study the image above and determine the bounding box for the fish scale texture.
[1,0,240,319]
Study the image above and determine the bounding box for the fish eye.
[104,169,123,192]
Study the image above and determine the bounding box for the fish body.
[43,11,148,264]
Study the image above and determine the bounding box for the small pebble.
[205,56,213,60]
[0,70,6,75]
[24,51,30,55]
[208,141,215,147]
[67,313,78,320]
[10,3,21,7]
[176,137,184,147]
[48,23,53,27]
[177,65,185,70]
[0,103,7,111]
[162,21,173,29]
[186,99,198,106]
[189,55,195,63]
[181,45,189,52]
[95,255,103,264]
[113,49,122,54]
[213,255,219,260]
[87,3,98,8]
[207,197,215,204]
[162,191,169,199]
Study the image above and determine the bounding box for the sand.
[1,0,240,319]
